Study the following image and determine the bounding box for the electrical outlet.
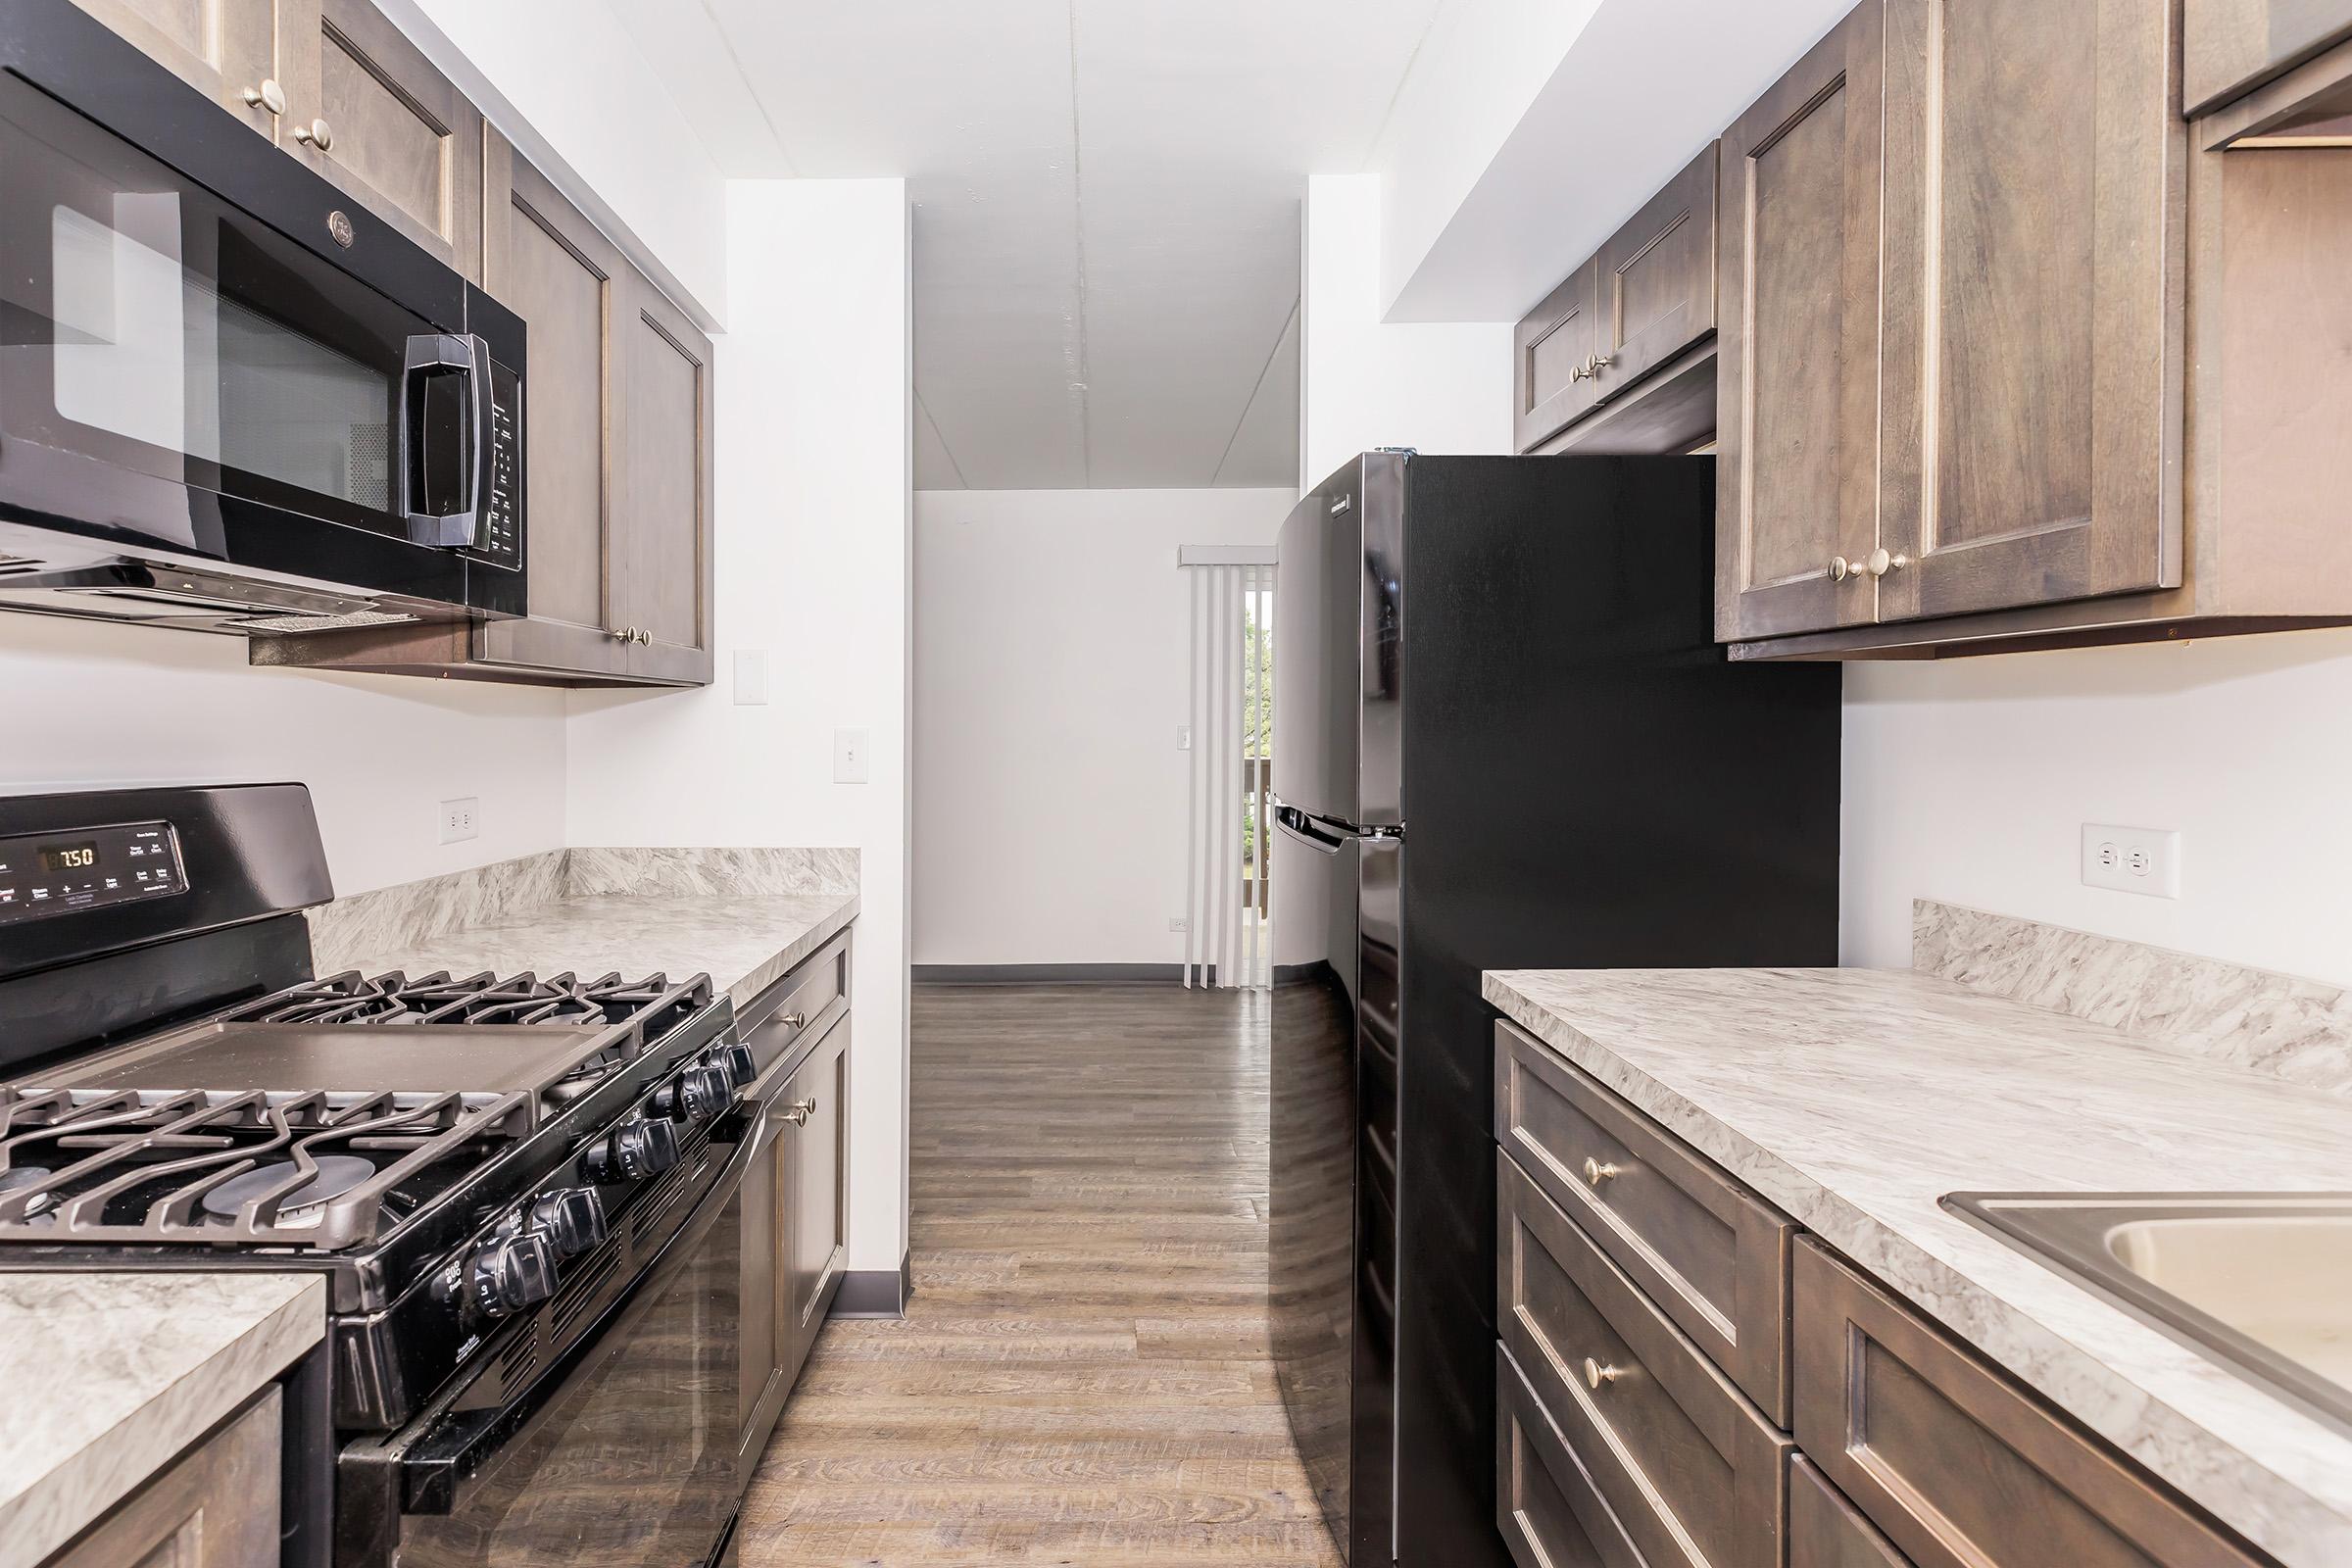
[2081,823,2179,898]
[439,797,479,845]
[1168,915,1189,932]
[1176,724,1192,751]
[833,728,869,784]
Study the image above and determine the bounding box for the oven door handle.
[388,1101,765,1519]
[399,331,494,550]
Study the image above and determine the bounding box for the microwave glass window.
[48,200,391,512]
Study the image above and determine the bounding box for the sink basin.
[1943,1193,2352,1432]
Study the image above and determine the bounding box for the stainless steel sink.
[1942,1193,2352,1431]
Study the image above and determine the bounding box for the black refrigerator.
[1266,452,1841,1566]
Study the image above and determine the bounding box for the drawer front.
[740,931,851,1082]
[1500,1153,1788,1568]
[1792,1240,2272,1568]
[1497,1342,1643,1568]
[1494,1020,1792,1420]
[1790,1454,1911,1568]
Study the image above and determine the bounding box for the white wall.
[1300,174,1511,490]
[0,615,566,896]
[387,0,728,325]
[564,178,913,1273]
[1842,629,2352,987]
[911,487,1293,968]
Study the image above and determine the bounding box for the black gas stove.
[0,785,773,1568]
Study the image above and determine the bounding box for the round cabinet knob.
[782,1098,817,1127]
[1584,1357,1624,1391]
[1582,1157,1620,1186]
[1862,547,1909,578]
[468,1232,558,1319]
[241,78,286,116]
[1829,556,1853,582]
[584,1116,679,1183]
[525,1187,608,1259]
[294,118,334,151]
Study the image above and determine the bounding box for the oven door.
[341,1129,753,1568]
[0,22,520,615]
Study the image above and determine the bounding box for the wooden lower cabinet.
[1791,1239,2273,1568]
[1495,1343,1637,1568]
[1498,1154,1788,1568]
[46,1390,280,1568]
[734,938,855,1478]
[1789,1454,1911,1568]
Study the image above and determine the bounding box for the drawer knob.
[1584,1357,1624,1391]
[1582,1157,1621,1186]
[782,1098,816,1127]
[294,118,334,152]
[780,1010,807,1030]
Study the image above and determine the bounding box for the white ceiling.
[607,0,1445,491]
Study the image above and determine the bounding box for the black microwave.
[0,2,524,635]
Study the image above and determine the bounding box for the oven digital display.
[0,821,183,926]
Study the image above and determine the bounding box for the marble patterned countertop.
[1483,964,2352,1568]
[307,848,860,1008]
[0,1273,323,1568]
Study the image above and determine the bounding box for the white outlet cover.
[1168,915,1189,932]
[732,649,768,706]
[833,727,870,784]
[440,797,480,845]
[2081,823,2180,898]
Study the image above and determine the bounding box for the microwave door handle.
[399,332,491,549]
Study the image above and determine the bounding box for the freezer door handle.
[1274,804,1346,854]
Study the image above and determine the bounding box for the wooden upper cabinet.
[1514,263,1600,452]
[1873,0,2184,625]
[1592,142,1718,404]
[1714,1,1885,642]
[67,0,283,133]
[476,132,627,679]
[2185,0,2352,113]
[277,0,484,279]
[612,270,715,684]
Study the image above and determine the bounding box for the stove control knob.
[708,1044,757,1092]
[468,1232,558,1319]
[584,1116,679,1183]
[525,1187,608,1259]
[653,1065,730,1124]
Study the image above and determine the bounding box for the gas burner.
[225,970,683,1030]
[201,1153,376,1225]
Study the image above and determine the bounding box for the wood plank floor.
[736,983,1341,1567]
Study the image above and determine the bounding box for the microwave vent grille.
[232,610,417,634]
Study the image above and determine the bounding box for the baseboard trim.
[913,962,1202,984]
[830,1253,913,1318]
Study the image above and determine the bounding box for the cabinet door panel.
[281,0,483,279]
[1877,0,2182,622]
[613,272,714,683]
[1593,142,1718,401]
[68,0,279,131]
[477,135,626,675]
[1515,263,1599,451]
[783,1021,850,1382]
[1715,1,1885,641]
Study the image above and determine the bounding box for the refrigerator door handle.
[1274,804,1346,854]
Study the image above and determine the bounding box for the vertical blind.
[1180,549,1274,990]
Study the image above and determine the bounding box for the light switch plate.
[2082,823,2180,898]
[833,728,869,784]
[732,649,767,706]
